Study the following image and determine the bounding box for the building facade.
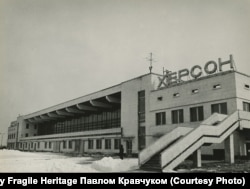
[7,55,250,160]
[7,121,19,149]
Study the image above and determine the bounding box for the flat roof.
[22,72,161,119]
[152,70,249,92]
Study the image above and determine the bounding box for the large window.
[211,103,228,114]
[96,139,102,149]
[172,109,184,124]
[156,112,166,125]
[243,102,250,112]
[38,108,121,136]
[114,139,121,150]
[88,140,93,149]
[105,139,111,149]
[190,106,204,122]
[138,91,145,123]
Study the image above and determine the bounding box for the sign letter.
[157,76,168,88]
[178,69,189,82]
[219,54,234,72]
[204,61,217,74]
[190,65,202,79]
[167,72,178,85]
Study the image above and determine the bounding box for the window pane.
[139,113,145,122]
[162,112,166,125]
[212,103,227,115]
[198,106,204,121]
[138,99,145,112]
[96,139,102,149]
[179,109,184,123]
[190,107,197,122]
[211,104,219,114]
[138,90,145,98]
[69,141,72,149]
[105,139,111,149]
[172,111,178,124]
[114,139,120,149]
[88,140,93,149]
[220,103,228,114]
[243,102,250,112]
[156,113,160,125]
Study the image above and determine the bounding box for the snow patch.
[0,150,97,172]
[91,157,138,172]
[0,150,138,172]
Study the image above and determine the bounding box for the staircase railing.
[160,111,247,171]
[139,126,193,166]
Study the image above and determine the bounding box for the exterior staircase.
[139,126,193,171]
[139,111,250,172]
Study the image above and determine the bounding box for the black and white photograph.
[1,0,250,175]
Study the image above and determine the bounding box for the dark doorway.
[126,140,132,156]
[246,143,250,159]
[213,149,225,160]
[138,126,146,150]
[74,139,84,154]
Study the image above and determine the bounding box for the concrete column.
[224,134,234,163]
[193,148,202,167]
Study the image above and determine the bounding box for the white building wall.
[7,123,18,149]
[235,72,250,109]
[234,72,250,156]
[121,74,159,154]
[148,72,239,155]
[150,72,237,112]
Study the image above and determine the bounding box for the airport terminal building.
[7,55,250,170]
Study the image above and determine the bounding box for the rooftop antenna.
[147,52,154,73]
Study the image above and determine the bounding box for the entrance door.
[126,140,132,156]
[246,143,250,159]
[53,141,61,153]
[34,143,36,152]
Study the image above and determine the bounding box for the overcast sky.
[0,0,250,145]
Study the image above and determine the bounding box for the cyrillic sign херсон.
[158,54,234,88]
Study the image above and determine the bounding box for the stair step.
[140,153,161,171]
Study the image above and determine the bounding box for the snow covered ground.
[0,150,138,172]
